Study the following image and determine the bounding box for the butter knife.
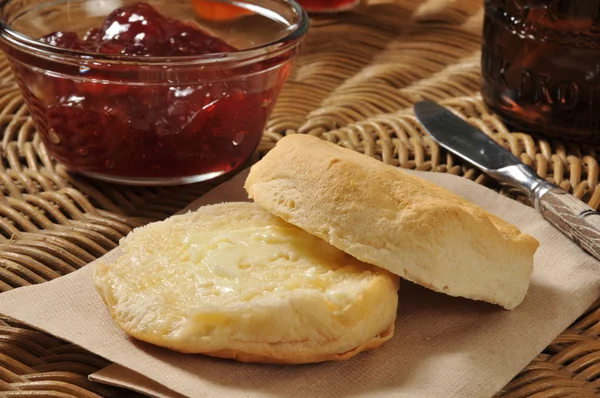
[414,100,600,261]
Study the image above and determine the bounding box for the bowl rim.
[0,0,309,66]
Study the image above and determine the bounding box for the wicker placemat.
[2,0,600,396]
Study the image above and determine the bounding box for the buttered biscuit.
[245,135,539,310]
[94,202,399,364]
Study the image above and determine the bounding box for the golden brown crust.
[245,135,539,310]
[183,323,395,365]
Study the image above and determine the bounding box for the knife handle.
[536,186,600,261]
[489,164,600,261]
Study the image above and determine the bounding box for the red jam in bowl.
[39,3,237,56]
[5,2,294,184]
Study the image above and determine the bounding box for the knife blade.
[414,100,600,262]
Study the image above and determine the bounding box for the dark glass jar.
[482,0,600,144]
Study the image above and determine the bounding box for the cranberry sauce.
[11,2,290,181]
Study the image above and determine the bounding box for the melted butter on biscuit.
[182,225,363,306]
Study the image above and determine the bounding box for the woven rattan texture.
[1,0,600,397]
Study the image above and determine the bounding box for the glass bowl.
[0,0,308,185]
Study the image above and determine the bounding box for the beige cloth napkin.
[1,168,600,398]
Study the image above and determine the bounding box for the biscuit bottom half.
[94,202,400,364]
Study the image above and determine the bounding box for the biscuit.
[245,135,539,310]
[94,202,400,363]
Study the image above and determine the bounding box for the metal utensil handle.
[536,186,600,262]
[488,164,600,261]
